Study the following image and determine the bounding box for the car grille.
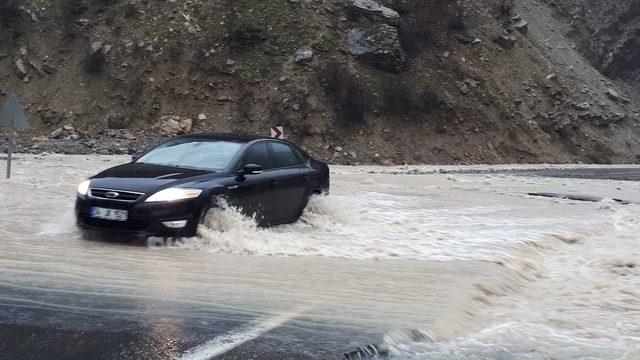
[89,188,144,202]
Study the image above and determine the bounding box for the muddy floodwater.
[1,154,640,359]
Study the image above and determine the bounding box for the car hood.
[89,162,222,194]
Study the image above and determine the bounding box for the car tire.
[295,190,322,219]
[198,204,213,227]
[198,196,224,228]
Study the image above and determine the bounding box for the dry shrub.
[399,22,432,55]
[500,0,514,16]
[397,0,466,54]
[0,0,20,27]
[124,2,138,17]
[231,21,267,44]
[62,0,88,16]
[321,62,370,123]
[383,80,442,116]
[84,52,106,73]
[449,5,466,31]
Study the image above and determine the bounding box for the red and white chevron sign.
[271,126,284,139]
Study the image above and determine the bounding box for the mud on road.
[1,155,639,359]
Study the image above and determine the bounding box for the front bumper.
[75,195,204,237]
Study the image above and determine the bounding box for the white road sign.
[271,126,284,139]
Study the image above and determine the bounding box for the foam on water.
[169,192,606,262]
[382,204,640,359]
[37,206,78,236]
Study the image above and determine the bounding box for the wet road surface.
[508,167,640,181]
[1,155,639,360]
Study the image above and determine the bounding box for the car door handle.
[301,175,307,182]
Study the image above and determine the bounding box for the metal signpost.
[1,94,31,179]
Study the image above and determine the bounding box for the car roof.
[176,133,272,143]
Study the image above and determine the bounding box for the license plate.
[90,207,128,222]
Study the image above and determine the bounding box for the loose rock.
[574,101,592,110]
[14,59,27,78]
[86,123,104,138]
[494,35,517,49]
[42,63,57,74]
[295,49,314,64]
[349,0,399,24]
[348,24,405,73]
[90,41,104,54]
[605,88,620,102]
[152,116,193,135]
[514,20,529,34]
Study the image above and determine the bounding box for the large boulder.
[349,0,400,24]
[348,24,405,73]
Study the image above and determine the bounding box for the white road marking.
[178,304,313,360]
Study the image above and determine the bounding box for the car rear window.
[242,143,274,170]
[290,145,310,162]
[271,142,302,168]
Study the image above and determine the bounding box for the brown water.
[1,154,639,359]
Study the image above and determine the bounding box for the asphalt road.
[0,309,372,360]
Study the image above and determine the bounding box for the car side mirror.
[237,164,263,179]
[244,164,264,175]
[131,155,140,163]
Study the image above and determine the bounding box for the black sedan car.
[76,134,330,237]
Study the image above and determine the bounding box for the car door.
[226,142,275,223]
[268,141,309,221]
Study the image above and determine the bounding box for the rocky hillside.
[545,0,640,95]
[1,0,639,164]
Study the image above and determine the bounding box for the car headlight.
[77,180,90,196]
[145,188,202,202]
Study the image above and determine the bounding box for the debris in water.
[343,344,389,359]
[527,192,633,204]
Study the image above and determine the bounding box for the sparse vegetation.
[231,21,267,44]
[448,6,466,31]
[382,81,442,116]
[399,22,432,55]
[165,43,184,61]
[123,2,138,17]
[61,0,88,18]
[397,0,466,54]
[0,0,20,27]
[94,0,118,12]
[125,74,145,105]
[83,52,106,73]
[321,62,370,123]
[94,0,118,5]
[420,90,442,113]
[383,81,415,114]
[500,0,514,16]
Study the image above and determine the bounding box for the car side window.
[290,145,310,163]
[241,143,273,170]
[271,142,303,168]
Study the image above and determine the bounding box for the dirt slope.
[0,0,639,164]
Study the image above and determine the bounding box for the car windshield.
[136,138,243,171]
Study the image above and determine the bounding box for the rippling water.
[1,154,639,359]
